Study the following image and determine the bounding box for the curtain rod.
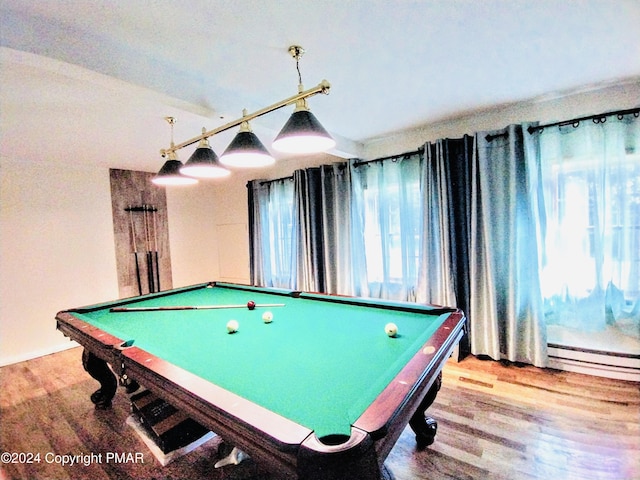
[527,107,640,134]
[258,175,294,186]
[485,131,509,142]
[352,147,424,168]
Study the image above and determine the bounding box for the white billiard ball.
[262,311,273,323]
[226,319,239,333]
[385,322,398,337]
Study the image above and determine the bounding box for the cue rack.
[125,205,161,295]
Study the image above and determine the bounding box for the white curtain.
[247,178,296,288]
[527,114,640,342]
[350,155,423,301]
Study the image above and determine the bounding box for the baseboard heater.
[547,343,640,382]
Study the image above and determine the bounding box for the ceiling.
[1,0,639,173]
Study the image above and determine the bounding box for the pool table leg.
[82,349,117,409]
[409,371,442,448]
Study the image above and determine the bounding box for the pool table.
[56,282,465,480]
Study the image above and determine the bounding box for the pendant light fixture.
[220,110,275,168]
[272,95,336,153]
[272,46,335,154]
[152,117,198,186]
[153,46,334,186]
[180,128,231,178]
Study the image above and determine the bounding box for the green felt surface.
[75,283,448,438]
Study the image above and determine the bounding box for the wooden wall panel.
[109,169,172,298]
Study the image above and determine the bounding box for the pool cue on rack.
[152,207,160,291]
[129,206,142,295]
[110,303,286,312]
[143,205,154,293]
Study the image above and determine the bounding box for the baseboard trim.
[0,341,79,367]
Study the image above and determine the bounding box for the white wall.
[363,81,640,159]
[0,159,119,365]
[166,153,338,287]
[164,183,222,287]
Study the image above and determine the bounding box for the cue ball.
[262,311,273,323]
[385,322,398,337]
[247,300,256,310]
[226,319,239,333]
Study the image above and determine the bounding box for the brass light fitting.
[153,46,334,185]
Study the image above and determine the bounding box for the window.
[257,179,296,288]
[355,156,422,299]
[538,119,640,352]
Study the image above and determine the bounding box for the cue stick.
[110,303,286,312]
[129,207,143,295]
[144,205,154,293]
[152,207,160,291]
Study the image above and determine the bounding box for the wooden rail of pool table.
[363,311,465,463]
[56,312,128,376]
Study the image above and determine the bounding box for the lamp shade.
[152,159,198,186]
[272,109,336,154]
[180,139,231,178]
[220,129,275,168]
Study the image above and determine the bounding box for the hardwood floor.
[1,347,638,480]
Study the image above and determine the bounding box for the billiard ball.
[247,301,256,310]
[385,322,398,337]
[262,311,273,323]
[227,319,239,333]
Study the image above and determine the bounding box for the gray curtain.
[419,140,455,306]
[470,125,547,366]
[319,163,359,295]
[419,138,474,308]
[420,137,473,357]
[293,168,324,292]
[273,164,359,294]
[248,179,266,286]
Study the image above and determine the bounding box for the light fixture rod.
[164,80,330,155]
